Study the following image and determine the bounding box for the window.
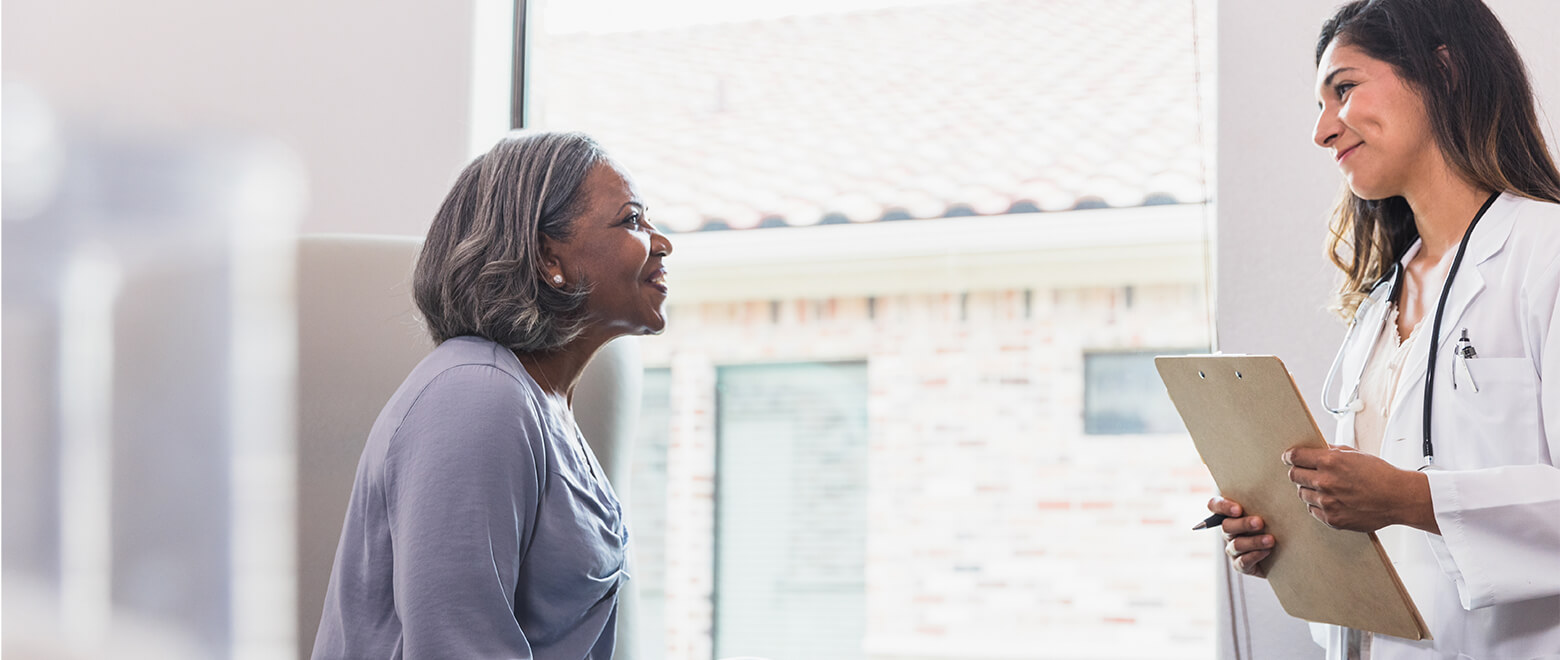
[631,368,673,656]
[512,1,1218,657]
[714,362,869,659]
[1084,350,1195,436]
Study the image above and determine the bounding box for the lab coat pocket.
[1448,357,1543,464]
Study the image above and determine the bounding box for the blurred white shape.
[58,245,122,650]
[2,83,66,222]
[228,139,309,227]
[226,139,307,660]
[776,198,825,227]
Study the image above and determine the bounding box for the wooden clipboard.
[1155,354,1431,640]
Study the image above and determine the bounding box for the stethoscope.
[1319,192,1500,467]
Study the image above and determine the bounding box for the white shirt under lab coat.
[1315,193,1560,659]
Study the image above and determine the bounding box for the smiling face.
[542,160,674,339]
[1313,42,1443,201]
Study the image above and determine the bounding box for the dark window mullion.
[510,0,529,129]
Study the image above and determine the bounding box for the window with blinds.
[630,368,673,656]
[714,362,869,660]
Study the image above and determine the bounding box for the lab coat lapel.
[1382,194,1518,446]
[1433,194,1518,351]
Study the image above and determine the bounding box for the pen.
[1192,513,1228,531]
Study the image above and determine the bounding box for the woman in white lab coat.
[1208,0,1560,658]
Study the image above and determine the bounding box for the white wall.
[1214,1,1560,658]
[1,0,477,236]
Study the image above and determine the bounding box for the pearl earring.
[553,274,564,285]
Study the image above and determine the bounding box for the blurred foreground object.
[3,82,306,659]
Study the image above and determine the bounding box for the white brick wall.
[635,283,1215,660]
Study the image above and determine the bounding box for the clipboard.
[1155,354,1431,640]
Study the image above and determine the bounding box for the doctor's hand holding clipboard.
[1210,443,1441,576]
[1209,1,1560,659]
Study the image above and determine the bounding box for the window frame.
[510,0,530,129]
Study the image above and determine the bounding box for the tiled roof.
[536,0,1209,232]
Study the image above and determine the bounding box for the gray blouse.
[313,336,629,659]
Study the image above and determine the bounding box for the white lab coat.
[1314,193,1560,659]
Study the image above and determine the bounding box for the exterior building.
[635,209,1215,660]
[531,1,1219,657]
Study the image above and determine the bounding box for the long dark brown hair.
[1318,0,1560,319]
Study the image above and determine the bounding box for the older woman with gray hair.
[313,131,673,659]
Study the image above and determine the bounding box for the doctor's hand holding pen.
[1205,496,1273,578]
[1204,444,1442,579]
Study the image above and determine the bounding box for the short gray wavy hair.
[414,131,606,352]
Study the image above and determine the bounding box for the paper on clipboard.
[1155,354,1431,640]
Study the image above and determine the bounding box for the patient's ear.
[539,236,566,286]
